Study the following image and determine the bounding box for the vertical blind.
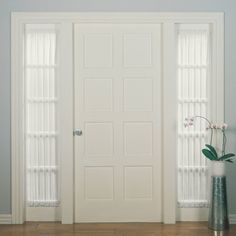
[177,25,210,208]
[25,24,59,207]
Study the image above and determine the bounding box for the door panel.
[74,23,162,222]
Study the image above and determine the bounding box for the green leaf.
[219,153,235,161]
[205,144,218,158]
[226,159,234,163]
[202,149,218,161]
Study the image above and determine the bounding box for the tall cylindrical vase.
[208,161,229,231]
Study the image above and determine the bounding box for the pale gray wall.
[0,0,236,215]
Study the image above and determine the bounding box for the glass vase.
[208,161,229,231]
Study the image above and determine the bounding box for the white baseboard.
[0,214,12,224]
[230,214,236,224]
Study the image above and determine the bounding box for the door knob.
[73,129,83,136]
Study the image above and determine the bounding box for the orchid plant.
[184,116,235,163]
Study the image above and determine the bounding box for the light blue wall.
[1,0,236,215]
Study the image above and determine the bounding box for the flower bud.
[222,123,228,129]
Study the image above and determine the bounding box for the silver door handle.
[73,129,83,136]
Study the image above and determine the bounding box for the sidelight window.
[177,25,210,208]
[24,24,60,207]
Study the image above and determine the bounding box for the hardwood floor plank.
[0,222,235,236]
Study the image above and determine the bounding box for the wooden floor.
[0,222,235,236]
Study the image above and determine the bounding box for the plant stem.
[194,115,213,145]
[222,129,227,156]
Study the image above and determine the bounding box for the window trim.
[11,12,224,224]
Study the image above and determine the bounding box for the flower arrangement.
[184,116,235,163]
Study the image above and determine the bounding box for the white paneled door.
[74,23,162,222]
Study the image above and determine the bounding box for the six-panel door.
[74,23,162,222]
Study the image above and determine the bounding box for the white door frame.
[11,12,224,224]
